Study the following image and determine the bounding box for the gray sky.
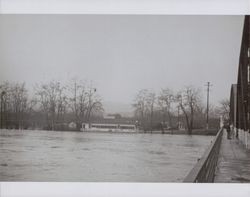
[0,15,244,113]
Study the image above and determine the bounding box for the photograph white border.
[0,0,249,15]
[1,182,250,197]
[0,0,250,196]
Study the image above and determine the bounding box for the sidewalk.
[214,130,250,182]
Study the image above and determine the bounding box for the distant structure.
[68,122,77,129]
[81,122,137,132]
[81,114,138,132]
[230,15,250,149]
[103,114,116,119]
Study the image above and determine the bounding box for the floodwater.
[0,129,213,182]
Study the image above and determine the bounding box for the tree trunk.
[189,104,194,135]
[181,105,191,135]
[167,110,173,134]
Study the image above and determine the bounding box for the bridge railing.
[183,128,223,182]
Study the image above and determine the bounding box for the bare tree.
[146,91,156,133]
[68,79,87,129]
[217,99,230,121]
[35,81,67,130]
[85,84,103,124]
[0,82,10,128]
[1,79,103,131]
[68,79,103,128]
[10,83,29,129]
[132,89,156,132]
[176,86,202,135]
[132,89,148,131]
[0,82,33,129]
[158,88,174,133]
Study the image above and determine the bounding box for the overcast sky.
[0,15,244,112]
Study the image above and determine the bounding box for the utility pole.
[205,82,212,130]
[177,105,180,130]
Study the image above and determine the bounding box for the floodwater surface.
[0,129,213,182]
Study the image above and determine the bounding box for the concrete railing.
[183,128,223,183]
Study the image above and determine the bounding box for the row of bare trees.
[132,86,214,134]
[0,80,103,130]
[0,82,35,129]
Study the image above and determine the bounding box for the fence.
[183,128,223,182]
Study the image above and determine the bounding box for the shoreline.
[0,128,219,136]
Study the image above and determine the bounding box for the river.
[0,129,213,182]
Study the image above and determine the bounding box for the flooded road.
[0,129,213,182]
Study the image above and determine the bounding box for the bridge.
[184,15,250,183]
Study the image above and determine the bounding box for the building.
[230,15,250,148]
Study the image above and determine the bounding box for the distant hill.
[102,101,134,117]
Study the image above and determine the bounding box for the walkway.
[214,130,250,182]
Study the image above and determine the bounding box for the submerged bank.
[0,128,219,136]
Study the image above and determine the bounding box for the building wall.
[230,15,250,149]
[237,129,250,149]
